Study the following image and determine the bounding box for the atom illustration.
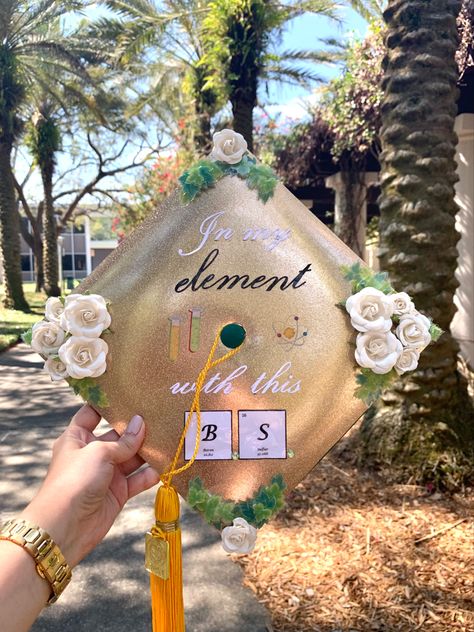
[273,315,309,349]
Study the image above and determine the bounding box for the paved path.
[0,345,271,632]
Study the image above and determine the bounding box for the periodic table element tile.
[238,410,287,460]
[184,410,232,461]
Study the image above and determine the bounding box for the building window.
[62,254,73,271]
[21,255,32,271]
[74,254,86,270]
[73,222,85,234]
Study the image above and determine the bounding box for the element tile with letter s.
[238,410,287,459]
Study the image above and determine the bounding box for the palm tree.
[201,0,385,151]
[359,0,474,487]
[26,105,62,296]
[95,0,220,154]
[0,0,93,307]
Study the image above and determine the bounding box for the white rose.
[221,517,257,554]
[391,292,415,316]
[58,336,108,379]
[395,347,420,375]
[31,321,66,356]
[355,330,403,374]
[60,293,111,338]
[44,357,69,381]
[396,313,431,350]
[210,129,248,164]
[44,297,64,324]
[346,287,394,333]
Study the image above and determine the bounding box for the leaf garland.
[179,154,278,204]
[179,160,225,203]
[68,377,109,407]
[187,474,286,530]
[341,261,394,295]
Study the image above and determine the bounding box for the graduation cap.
[26,129,439,631]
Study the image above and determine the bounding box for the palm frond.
[346,0,384,21]
[264,63,327,86]
[276,48,343,64]
[284,0,343,22]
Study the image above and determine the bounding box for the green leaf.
[341,263,394,294]
[354,368,397,405]
[228,155,255,177]
[429,323,443,342]
[67,377,108,407]
[179,160,224,203]
[21,328,33,346]
[246,164,278,203]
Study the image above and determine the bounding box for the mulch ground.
[235,437,474,632]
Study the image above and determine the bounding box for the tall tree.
[360,0,474,488]
[27,106,61,296]
[0,0,91,308]
[201,0,339,151]
[201,0,385,151]
[96,0,220,154]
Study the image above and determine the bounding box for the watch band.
[0,518,72,604]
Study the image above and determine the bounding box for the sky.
[19,4,369,203]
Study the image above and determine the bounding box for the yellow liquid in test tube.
[168,316,181,361]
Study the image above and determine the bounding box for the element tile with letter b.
[238,410,287,459]
[184,411,232,460]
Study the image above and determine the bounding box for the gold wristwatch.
[0,518,72,604]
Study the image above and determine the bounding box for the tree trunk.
[42,165,60,297]
[359,0,474,489]
[231,98,254,152]
[34,236,44,293]
[0,139,29,310]
[333,167,366,258]
[195,108,212,156]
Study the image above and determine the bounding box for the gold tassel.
[147,484,185,632]
[145,326,245,631]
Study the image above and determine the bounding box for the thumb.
[106,415,145,464]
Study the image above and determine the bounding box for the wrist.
[20,487,79,568]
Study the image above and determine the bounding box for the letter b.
[202,424,218,441]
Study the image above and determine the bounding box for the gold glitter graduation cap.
[25,129,441,631]
[78,133,367,508]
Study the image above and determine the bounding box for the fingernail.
[127,415,143,435]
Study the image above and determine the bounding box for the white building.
[18,214,118,286]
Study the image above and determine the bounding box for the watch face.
[79,174,366,506]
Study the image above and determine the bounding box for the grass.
[0,283,46,352]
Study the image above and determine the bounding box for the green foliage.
[341,261,394,295]
[188,474,287,530]
[25,114,61,169]
[178,154,278,203]
[187,478,237,529]
[68,377,109,407]
[179,159,225,202]
[234,474,286,528]
[429,323,444,342]
[221,153,256,177]
[355,368,397,406]
[21,327,33,345]
[319,22,385,160]
[246,163,278,202]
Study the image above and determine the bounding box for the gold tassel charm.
[148,485,185,632]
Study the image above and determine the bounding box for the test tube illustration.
[189,308,202,353]
[168,316,181,361]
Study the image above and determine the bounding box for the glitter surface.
[79,177,367,502]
